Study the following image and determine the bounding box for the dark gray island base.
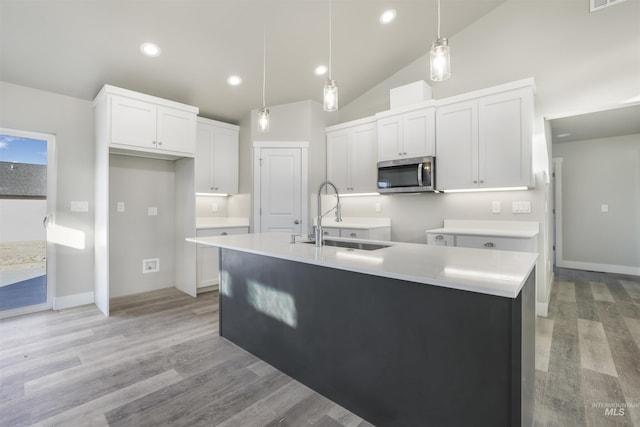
[219,248,535,427]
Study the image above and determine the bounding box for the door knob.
[294,220,300,224]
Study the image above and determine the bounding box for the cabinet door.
[326,130,350,192]
[195,123,214,193]
[456,235,534,252]
[403,107,435,158]
[197,227,249,289]
[211,126,239,194]
[157,106,196,155]
[110,95,157,149]
[377,115,402,161]
[348,123,377,193]
[478,89,532,188]
[435,101,479,190]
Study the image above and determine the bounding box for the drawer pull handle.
[435,235,444,240]
[221,232,228,236]
[350,233,357,237]
[484,242,495,248]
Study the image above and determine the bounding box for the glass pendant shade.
[430,37,451,81]
[323,79,338,112]
[258,107,270,132]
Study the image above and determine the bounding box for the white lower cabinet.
[322,228,341,238]
[326,227,391,241]
[196,227,249,290]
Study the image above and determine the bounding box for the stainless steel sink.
[303,239,390,251]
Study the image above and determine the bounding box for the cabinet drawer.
[340,228,370,239]
[197,227,248,237]
[456,235,533,252]
[322,228,340,237]
[427,233,454,246]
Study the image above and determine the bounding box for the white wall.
[0,199,47,242]
[230,99,327,230]
[108,155,177,297]
[554,134,640,273]
[0,81,94,298]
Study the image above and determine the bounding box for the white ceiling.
[549,103,640,144]
[0,0,507,123]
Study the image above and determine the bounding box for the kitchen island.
[187,232,537,427]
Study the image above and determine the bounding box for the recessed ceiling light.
[379,9,397,24]
[227,75,242,86]
[140,42,161,57]
[315,65,328,76]
[556,133,571,138]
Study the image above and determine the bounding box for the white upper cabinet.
[95,85,198,159]
[376,104,435,162]
[196,117,239,195]
[326,117,377,194]
[435,81,534,190]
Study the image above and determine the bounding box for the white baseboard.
[53,291,94,310]
[558,260,640,276]
[536,271,554,318]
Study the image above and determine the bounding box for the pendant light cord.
[329,0,332,79]
[437,0,441,39]
[262,24,266,108]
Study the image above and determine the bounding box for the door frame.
[0,127,57,318]
[552,157,563,269]
[252,141,309,234]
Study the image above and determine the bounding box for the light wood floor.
[1,270,639,427]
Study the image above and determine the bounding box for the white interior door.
[253,143,308,234]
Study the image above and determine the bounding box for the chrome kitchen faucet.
[315,180,342,247]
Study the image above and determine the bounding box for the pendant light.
[258,24,270,132]
[430,0,451,82]
[323,0,338,111]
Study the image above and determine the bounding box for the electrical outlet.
[601,204,609,212]
[142,258,159,273]
[375,202,381,213]
[117,202,125,213]
[491,201,501,214]
[148,207,158,216]
[212,202,218,213]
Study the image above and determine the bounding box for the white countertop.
[186,232,537,299]
[196,217,250,230]
[426,220,539,238]
[313,217,391,229]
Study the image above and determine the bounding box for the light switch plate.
[512,201,531,214]
[601,204,609,212]
[116,202,125,213]
[375,202,381,213]
[70,201,89,212]
[211,202,218,213]
[148,207,158,216]
[491,201,501,214]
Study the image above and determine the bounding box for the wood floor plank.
[581,368,633,427]
[556,280,577,302]
[535,317,554,372]
[575,280,600,321]
[591,281,616,303]
[577,319,618,377]
[31,369,184,427]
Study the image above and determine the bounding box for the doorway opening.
[0,127,56,318]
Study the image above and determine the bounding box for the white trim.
[327,115,376,131]
[544,99,640,121]
[552,158,563,270]
[53,291,95,310]
[0,127,56,316]
[253,140,309,148]
[557,260,640,277]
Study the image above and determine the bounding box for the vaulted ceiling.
[0,0,507,123]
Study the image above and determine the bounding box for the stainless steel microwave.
[377,156,435,193]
